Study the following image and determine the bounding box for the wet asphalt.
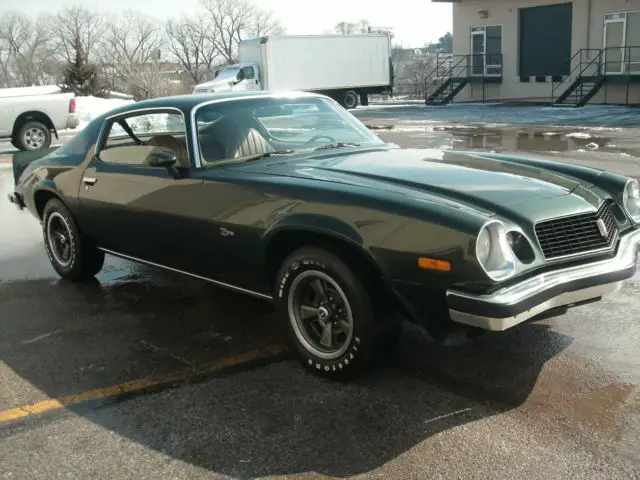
[1,108,639,479]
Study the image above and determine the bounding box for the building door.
[471,28,485,76]
[604,16,626,74]
[471,26,502,77]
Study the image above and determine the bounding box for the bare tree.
[99,12,166,99]
[402,56,437,98]
[0,12,55,87]
[390,46,405,83]
[201,0,252,63]
[248,9,284,38]
[201,0,284,64]
[49,6,106,64]
[0,26,12,87]
[165,16,219,85]
[335,19,370,35]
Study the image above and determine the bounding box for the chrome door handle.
[83,176,97,185]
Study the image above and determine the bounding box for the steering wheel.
[305,134,336,145]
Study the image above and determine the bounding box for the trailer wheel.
[342,90,359,109]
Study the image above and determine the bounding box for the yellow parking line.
[0,344,286,423]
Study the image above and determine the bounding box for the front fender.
[263,212,365,247]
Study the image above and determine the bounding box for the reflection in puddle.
[447,128,618,155]
[372,124,640,179]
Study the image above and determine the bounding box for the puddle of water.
[372,124,640,179]
[377,125,640,156]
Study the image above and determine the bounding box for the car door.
[77,108,205,270]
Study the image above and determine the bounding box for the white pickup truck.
[0,87,79,151]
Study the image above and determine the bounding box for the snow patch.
[0,85,63,98]
[71,96,135,130]
[565,132,592,139]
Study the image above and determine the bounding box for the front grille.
[534,200,619,260]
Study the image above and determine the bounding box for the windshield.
[195,95,386,166]
[213,66,240,81]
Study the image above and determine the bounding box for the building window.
[470,25,502,77]
[603,11,640,74]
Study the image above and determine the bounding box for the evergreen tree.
[61,35,100,96]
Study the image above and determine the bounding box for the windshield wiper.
[243,150,295,162]
[313,142,360,151]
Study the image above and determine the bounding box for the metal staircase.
[425,77,469,105]
[424,53,503,106]
[554,76,606,106]
[552,49,606,107]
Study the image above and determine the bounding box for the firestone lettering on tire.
[278,259,328,298]
[304,338,361,374]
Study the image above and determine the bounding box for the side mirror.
[148,149,177,168]
[147,148,181,178]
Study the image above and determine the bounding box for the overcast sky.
[2,0,452,48]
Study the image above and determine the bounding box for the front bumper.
[447,228,640,331]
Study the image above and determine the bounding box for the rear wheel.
[275,247,387,380]
[16,121,51,151]
[42,199,104,281]
[342,90,359,109]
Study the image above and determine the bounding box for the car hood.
[252,148,596,210]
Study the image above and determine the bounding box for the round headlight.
[476,228,491,265]
[475,221,516,281]
[623,179,640,221]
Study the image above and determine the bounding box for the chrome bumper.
[447,228,640,331]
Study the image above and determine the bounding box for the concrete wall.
[451,0,640,103]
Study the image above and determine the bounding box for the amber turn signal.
[417,257,451,272]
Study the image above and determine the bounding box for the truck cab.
[193,63,261,94]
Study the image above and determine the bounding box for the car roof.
[102,90,325,118]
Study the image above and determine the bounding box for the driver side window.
[99,111,190,167]
[241,66,255,80]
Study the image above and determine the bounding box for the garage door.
[519,2,572,78]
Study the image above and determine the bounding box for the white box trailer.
[193,34,393,109]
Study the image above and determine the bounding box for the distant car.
[0,88,79,151]
[8,91,640,380]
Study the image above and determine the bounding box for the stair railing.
[551,49,604,105]
[424,54,469,102]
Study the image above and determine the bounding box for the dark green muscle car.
[8,91,640,380]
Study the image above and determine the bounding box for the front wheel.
[275,247,382,380]
[42,198,105,281]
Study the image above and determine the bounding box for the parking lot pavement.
[1,132,639,479]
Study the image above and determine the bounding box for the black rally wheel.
[275,247,381,380]
[42,198,105,281]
